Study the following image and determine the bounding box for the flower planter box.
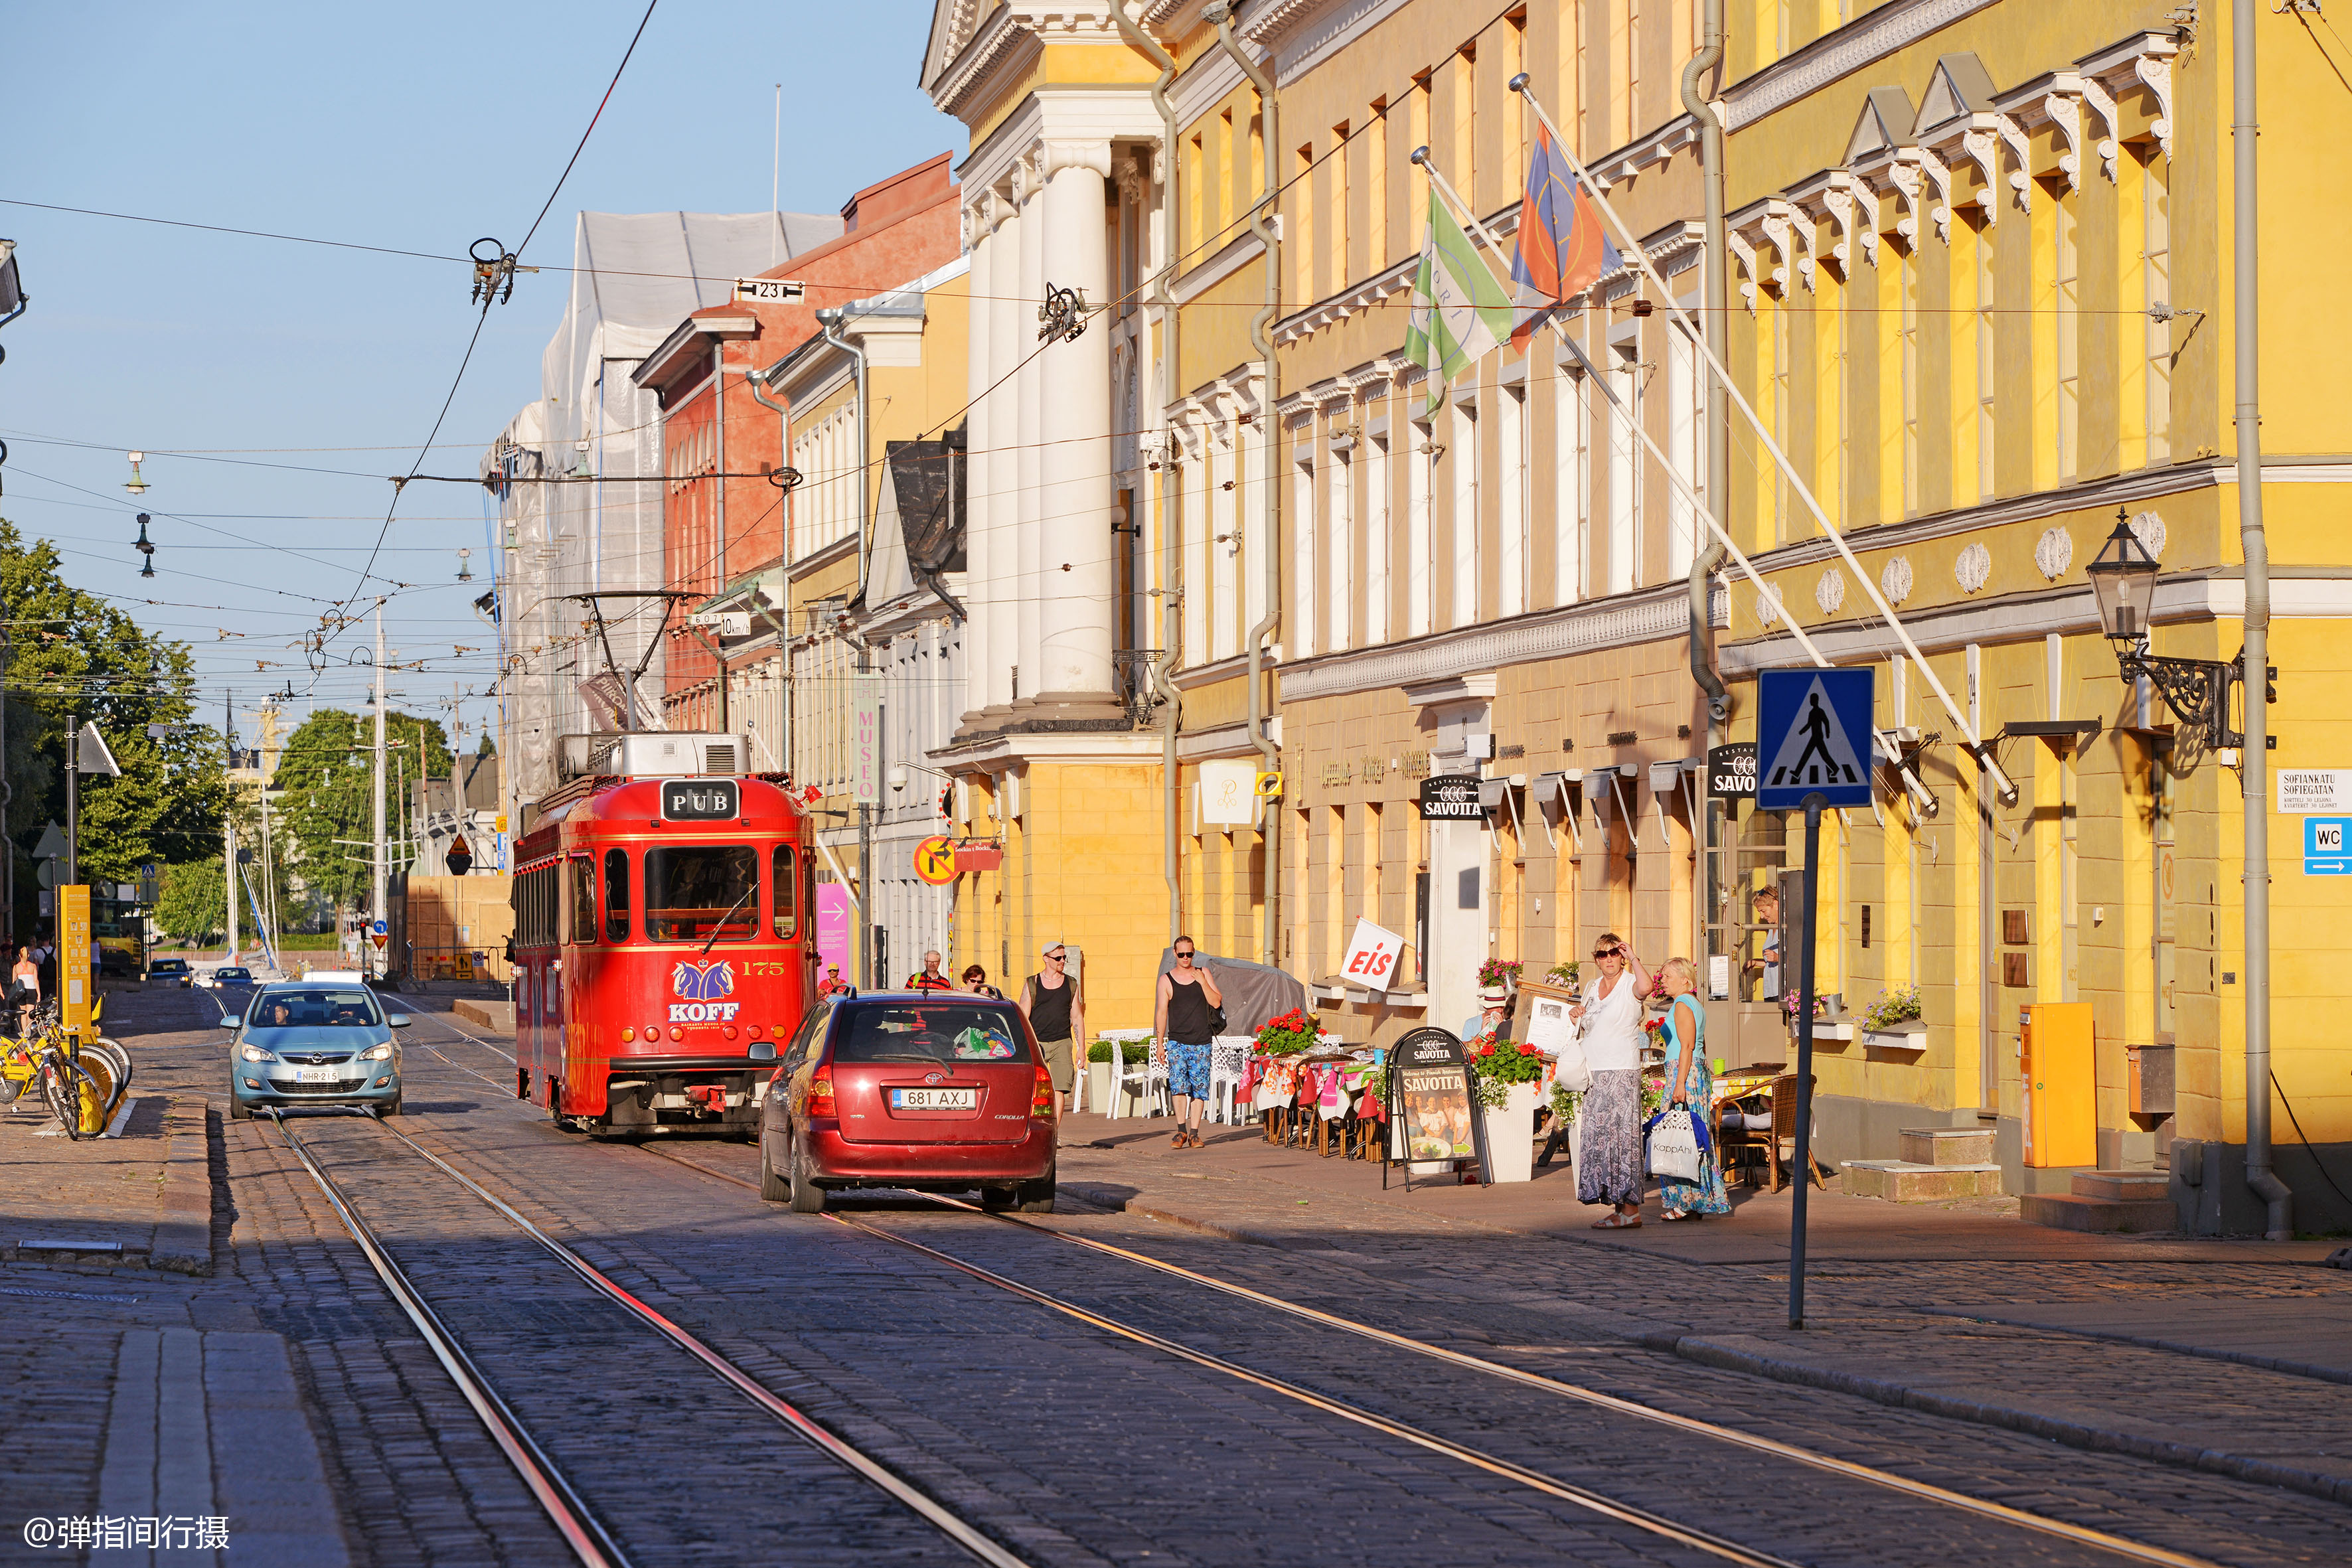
[1861,1022,1928,1054]
[1787,1020,1855,1042]
[1480,1081,1544,1184]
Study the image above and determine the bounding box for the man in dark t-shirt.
[1153,936,1223,1149]
[1017,941,1082,1113]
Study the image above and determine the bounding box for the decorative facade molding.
[1721,0,1999,132]
[1280,582,1729,706]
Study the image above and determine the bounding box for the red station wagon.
[758,994,1057,1214]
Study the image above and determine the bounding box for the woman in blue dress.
[1657,957,1731,1219]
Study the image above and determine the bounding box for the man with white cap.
[1461,984,1513,1044]
[1018,940,1084,1113]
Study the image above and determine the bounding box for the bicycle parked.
[0,994,130,1138]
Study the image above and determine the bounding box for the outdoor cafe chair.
[1105,1034,1170,1121]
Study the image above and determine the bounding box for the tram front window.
[645,846,759,943]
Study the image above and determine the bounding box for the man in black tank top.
[1018,941,1083,1113]
[1154,936,1223,1148]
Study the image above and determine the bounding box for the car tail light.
[807,1065,836,1119]
[1032,1061,1056,1117]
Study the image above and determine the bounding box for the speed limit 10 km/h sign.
[913,835,959,886]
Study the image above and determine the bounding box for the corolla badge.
[668,960,740,1022]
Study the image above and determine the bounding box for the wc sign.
[2306,818,2352,876]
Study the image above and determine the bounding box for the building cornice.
[1721,0,2001,133]
[1280,580,1728,706]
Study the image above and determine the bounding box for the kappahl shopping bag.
[1644,1108,1703,1182]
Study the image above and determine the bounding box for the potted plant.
[1254,1008,1318,1057]
[1476,958,1524,995]
[1858,984,1926,1052]
[1468,1036,1547,1182]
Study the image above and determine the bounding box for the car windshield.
[154,961,186,972]
[645,846,759,943]
[216,968,250,981]
[834,1004,1030,1065]
[247,988,382,1030]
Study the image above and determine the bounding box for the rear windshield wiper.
[857,1051,948,1063]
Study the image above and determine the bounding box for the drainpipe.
[817,306,873,593]
[712,341,730,733]
[1112,1,1188,945]
[1208,1,1283,969]
[746,366,795,779]
[1681,0,1728,730]
[2234,0,2290,1241]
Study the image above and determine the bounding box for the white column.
[958,196,994,730]
[984,184,1021,717]
[1014,151,1046,710]
[1034,139,1117,707]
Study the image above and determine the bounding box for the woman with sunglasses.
[1569,933,1652,1227]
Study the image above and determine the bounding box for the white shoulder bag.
[1645,1108,1703,1182]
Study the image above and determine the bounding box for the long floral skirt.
[1575,1069,1643,1208]
[1656,1058,1733,1216]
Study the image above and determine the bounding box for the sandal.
[1593,1212,1643,1229]
[1660,1210,1691,1222]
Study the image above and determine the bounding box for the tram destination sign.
[1418,775,1484,820]
[661,779,741,821]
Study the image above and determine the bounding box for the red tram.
[510,740,815,1136]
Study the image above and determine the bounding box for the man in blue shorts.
[1153,936,1223,1148]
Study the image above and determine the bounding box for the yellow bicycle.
[0,999,127,1138]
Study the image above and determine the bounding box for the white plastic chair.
[1106,1034,1169,1120]
[1207,1036,1253,1124]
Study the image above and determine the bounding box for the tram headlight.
[238,1044,275,1063]
[358,1042,393,1061]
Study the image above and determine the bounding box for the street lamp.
[2087,507,2242,760]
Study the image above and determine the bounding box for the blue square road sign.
[1757,666,1876,811]
[2305,817,2352,876]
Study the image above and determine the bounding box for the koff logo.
[668,960,741,1023]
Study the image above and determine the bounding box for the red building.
[633,153,963,730]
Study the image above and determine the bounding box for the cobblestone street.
[0,983,2343,1566]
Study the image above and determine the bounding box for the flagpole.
[1412,146,1935,813]
[1507,77,2017,805]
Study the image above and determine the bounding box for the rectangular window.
[1770,286,1793,540]
[1608,345,1639,593]
[1211,437,1237,660]
[1330,443,1354,650]
[1557,359,1589,603]
[1450,402,1479,627]
[1365,431,1391,643]
[1217,109,1235,242]
[1498,385,1526,617]
[771,845,797,939]
[1452,47,1476,208]
[1187,133,1205,258]
[1295,142,1316,303]
[569,856,596,946]
[1368,102,1389,268]
[2054,188,2079,482]
[1407,422,1433,636]
[1184,437,1208,662]
[603,849,631,943]
[645,845,759,944]
[1976,216,1996,501]
[1668,318,1701,574]
[2144,148,2172,464]
[1330,120,1350,294]
[1293,453,1317,657]
[1409,74,1433,254]
[1901,246,1920,515]
[1609,1,1633,147]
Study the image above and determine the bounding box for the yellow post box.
[2020,1002,2096,1168]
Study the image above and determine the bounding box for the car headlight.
[238,1044,275,1063]
[358,1043,393,1062]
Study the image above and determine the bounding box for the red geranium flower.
[1479,1042,1497,1056]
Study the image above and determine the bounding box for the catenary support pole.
[373,599,387,982]
[1790,792,1824,1328]
[2234,0,2290,1240]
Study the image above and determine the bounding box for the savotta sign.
[1417,775,1484,820]
[1706,742,1757,799]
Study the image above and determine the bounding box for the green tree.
[272,709,452,912]
[154,859,227,945]
[0,518,230,900]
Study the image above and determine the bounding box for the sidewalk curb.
[152,1097,213,1277]
[1059,1182,1293,1249]
[1648,1330,2352,1508]
[1913,1305,2352,1388]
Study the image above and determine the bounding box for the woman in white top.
[1569,932,1653,1227]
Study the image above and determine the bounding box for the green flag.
[1403,189,1512,418]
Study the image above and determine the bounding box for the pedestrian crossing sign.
[1757,667,1875,810]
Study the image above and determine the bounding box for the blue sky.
[1,0,962,745]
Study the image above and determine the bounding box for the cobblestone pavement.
[4,984,2346,1567]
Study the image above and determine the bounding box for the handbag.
[1549,1015,1593,1095]
[1644,1107,1704,1182]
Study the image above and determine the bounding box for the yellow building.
[922,1,2350,1231]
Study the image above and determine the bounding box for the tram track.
[264,1105,1033,1568]
[635,1139,2233,1568]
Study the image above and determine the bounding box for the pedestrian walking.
[905,951,955,992]
[960,963,1004,1000]
[1153,936,1223,1148]
[1017,941,1083,1113]
[1655,957,1731,1219]
[1570,932,1652,1228]
[10,945,39,1033]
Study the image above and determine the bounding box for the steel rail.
[822,1204,1798,1567]
[361,1113,1034,1568]
[265,1111,631,1568]
[641,1144,2223,1568]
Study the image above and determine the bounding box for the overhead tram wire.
[320,0,660,677]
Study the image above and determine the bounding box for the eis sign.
[670,960,741,1022]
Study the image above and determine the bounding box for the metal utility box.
[2020,1002,2096,1168]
